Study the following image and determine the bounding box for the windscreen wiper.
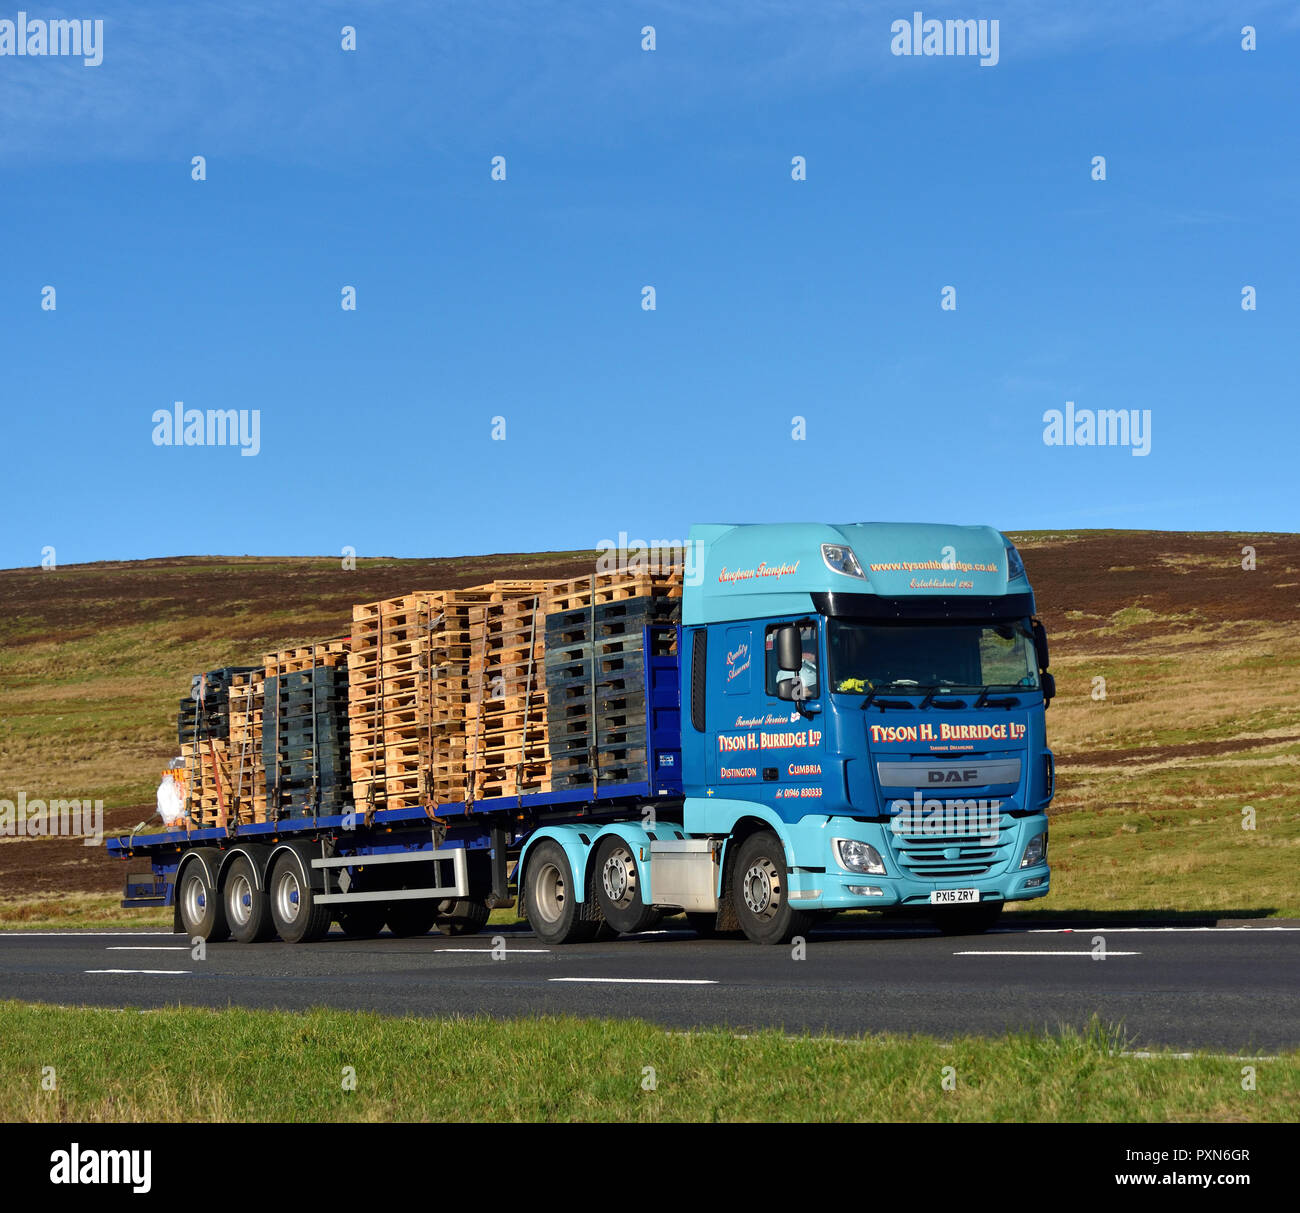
[974,685,1021,709]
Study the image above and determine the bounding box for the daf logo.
[929,769,979,784]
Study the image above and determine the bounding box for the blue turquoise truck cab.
[108,521,1053,947]
[659,520,1054,943]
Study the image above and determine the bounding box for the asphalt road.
[2,920,1295,1052]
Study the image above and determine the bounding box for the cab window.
[764,622,819,698]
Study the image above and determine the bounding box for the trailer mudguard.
[217,843,273,889]
[516,824,601,903]
[266,840,329,893]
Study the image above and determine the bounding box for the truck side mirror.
[1041,671,1056,706]
[1032,618,1050,671]
[775,625,802,673]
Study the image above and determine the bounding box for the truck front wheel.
[178,860,229,943]
[732,831,812,946]
[523,840,602,944]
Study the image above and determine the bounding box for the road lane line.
[1020,927,1300,933]
[0,932,177,938]
[432,948,551,954]
[954,949,1141,956]
[549,977,718,985]
[106,946,189,951]
[84,969,192,975]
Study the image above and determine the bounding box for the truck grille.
[886,812,1016,879]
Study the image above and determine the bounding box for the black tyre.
[385,901,438,937]
[437,899,491,936]
[592,837,659,935]
[929,901,1003,936]
[522,839,602,944]
[335,905,387,938]
[177,859,229,943]
[268,852,331,944]
[731,831,813,945]
[224,855,274,943]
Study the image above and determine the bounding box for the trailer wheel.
[437,899,490,936]
[178,860,229,943]
[523,840,601,944]
[385,901,437,937]
[592,837,659,935]
[929,902,1003,935]
[335,905,386,939]
[732,831,812,946]
[268,853,331,944]
[224,855,274,943]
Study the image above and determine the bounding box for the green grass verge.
[1,1001,1292,1122]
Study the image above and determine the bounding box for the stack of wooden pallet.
[347,582,553,812]
[463,590,550,800]
[227,671,267,824]
[262,641,351,819]
[181,738,233,827]
[347,592,438,813]
[177,665,257,746]
[543,571,683,791]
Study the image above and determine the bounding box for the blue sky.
[2,1,1297,568]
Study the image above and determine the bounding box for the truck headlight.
[822,544,866,580]
[834,839,885,875]
[1020,832,1047,868]
[1006,545,1026,581]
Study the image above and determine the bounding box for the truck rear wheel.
[437,899,490,936]
[592,837,660,935]
[732,831,812,946]
[523,839,602,944]
[224,855,274,943]
[178,860,229,943]
[268,853,331,944]
[335,905,386,938]
[385,901,437,937]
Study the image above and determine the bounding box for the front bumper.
[781,813,1050,909]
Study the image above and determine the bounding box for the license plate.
[930,888,979,904]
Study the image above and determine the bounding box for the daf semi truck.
[109,522,1055,945]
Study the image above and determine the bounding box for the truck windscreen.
[827,618,1040,694]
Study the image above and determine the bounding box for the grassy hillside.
[1,533,1297,920]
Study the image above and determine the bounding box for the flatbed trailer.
[109,521,1055,945]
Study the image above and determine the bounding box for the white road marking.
[433,948,551,954]
[106,946,189,952]
[1020,926,1299,934]
[84,969,192,975]
[549,977,718,985]
[0,932,177,938]
[954,950,1141,956]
